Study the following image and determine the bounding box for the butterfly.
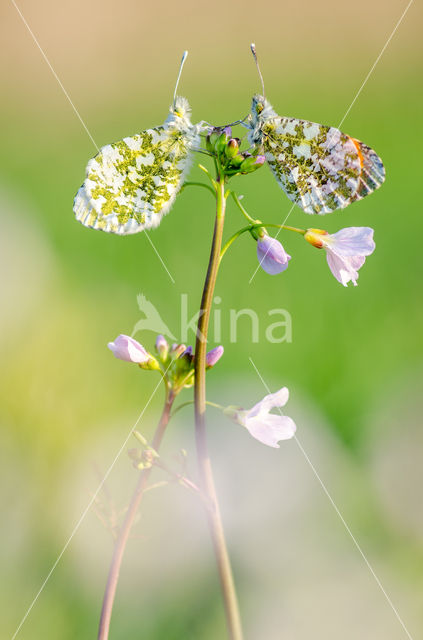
[246,94,385,215]
[73,52,204,234]
[246,46,385,215]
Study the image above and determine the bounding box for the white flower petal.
[108,334,149,363]
[325,227,375,257]
[248,387,289,417]
[326,250,361,286]
[245,414,296,448]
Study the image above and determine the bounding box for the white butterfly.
[246,45,385,215]
[73,53,204,235]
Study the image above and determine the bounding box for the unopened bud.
[139,356,160,371]
[206,345,224,368]
[171,343,187,358]
[205,130,218,153]
[240,154,265,173]
[225,138,240,160]
[215,126,232,155]
[133,431,148,446]
[155,334,169,361]
[304,228,328,249]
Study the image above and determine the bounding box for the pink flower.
[305,227,375,286]
[206,345,224,368]
[257,235,291,275]
[235,387,296,448]
[107,335,150,364]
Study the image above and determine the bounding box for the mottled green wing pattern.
[73,127,194,234]
[248,95,385,215]
[262,118,361,213]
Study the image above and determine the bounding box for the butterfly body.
[73,97,201,234]
[247,94,385,214]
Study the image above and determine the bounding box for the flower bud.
[206,128,221,153]
[257,234,291,275]
[108,335,150,364]
[139,356,161,371]
[304,228,328,248]
[240,154,265,173]
[133,431,148,446]
[155,334,169,361]
[206,345,224,368]
[170,343,187,358]
[225,138,240,160]
[215,126,232,155]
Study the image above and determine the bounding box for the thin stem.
[182,181,216,198]
[263,223,306,234]
[230,191,306,235]
[230,191,257,224]
[220,225,254,260]
[193,177,244,640]
[97,387,175,640]
[171,399,224,417]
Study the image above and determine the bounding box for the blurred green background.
[1,0,422,638]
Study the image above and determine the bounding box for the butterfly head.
[251,94,276,121]
[247,94,277,143]
[166,96,193,131]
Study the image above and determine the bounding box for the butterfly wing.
[73,124,196,234]
[349,138,385,203]
[258,116,384,215]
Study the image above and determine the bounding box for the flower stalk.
[97,386,175,640]
[193,174,244,640]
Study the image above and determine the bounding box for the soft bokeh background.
[1,0,422,638]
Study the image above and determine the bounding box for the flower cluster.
[256,226,376,287]
[206,126,265,177]
[108,334,224,394]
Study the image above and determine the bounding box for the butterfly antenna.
[250,43,265,97]
[173,50,188,107]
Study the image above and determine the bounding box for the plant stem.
[194,177,244,640]
[97,387,174,640]
[182,181,216,198]
[230,190,257,224]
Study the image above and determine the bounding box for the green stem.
[97,386,175,640]
[230,191,257,224]
[171,399,224,417]
[193,177,244,640]
[182,181,216,198]
[220,225,254,260]
[263,223,306,234]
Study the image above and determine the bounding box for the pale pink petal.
[257,236,291,275]
[108,334,149,363]
[325,227,375,257]
[248,387,289,418]
[245,414,296,448]
[326,250,360,287]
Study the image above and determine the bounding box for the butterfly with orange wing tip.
[246,44,385,215]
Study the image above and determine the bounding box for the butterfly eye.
[256,103,264,114]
